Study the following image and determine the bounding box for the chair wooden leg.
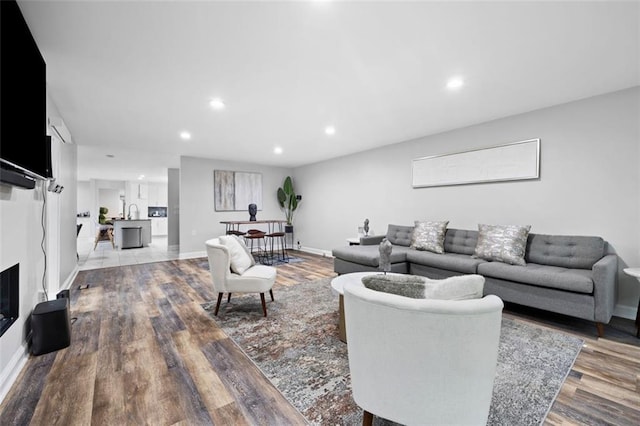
[269,289,274,301]
[362,410,373,426]
[260,293,267,317]
[214,293,223,316]
[108,229,115,249]
[93,230,100,250]
[596,322,605,337]
[227,293,232,303]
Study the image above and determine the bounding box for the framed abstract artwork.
[214,170,263,211]
[412,139,540,188]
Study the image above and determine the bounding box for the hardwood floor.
[1,251,638,425]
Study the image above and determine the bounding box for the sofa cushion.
[385,224,415,247]
[472,224,531,266]
[410,220,449,254]
[443,228,479,255]
[477,262,594,294]
[525,233,605,269]
[332,245,411,267]
[406,250,486,274]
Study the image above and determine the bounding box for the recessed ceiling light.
[179,131,191,140]
[209,98,225,110]
[138,175,145,180]
[274,146,283,155]
[446,77,464,90]
[325,126,336,135]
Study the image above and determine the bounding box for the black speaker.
[31,298,71,356]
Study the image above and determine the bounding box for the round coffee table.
[331,272,404,342]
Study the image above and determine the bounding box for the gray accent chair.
[332,224,618,336]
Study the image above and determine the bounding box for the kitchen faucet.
[127,203,139,220]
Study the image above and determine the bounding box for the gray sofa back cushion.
[444,228,479,255]
[525,233,605,269]
[386,224,415,246]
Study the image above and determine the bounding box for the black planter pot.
[285,224,294,233]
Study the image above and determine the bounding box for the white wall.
[179,156,292,253]
[293,87,640,314]
[1,92,78,401]
[168,168,180,247]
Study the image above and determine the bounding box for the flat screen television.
[0,0,51,182]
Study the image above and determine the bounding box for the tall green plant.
[277,176,299,225]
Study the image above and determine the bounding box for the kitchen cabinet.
[112,219,152,248]
[138,183,148,200]
[147,183,168,207]
[152,217,168,236]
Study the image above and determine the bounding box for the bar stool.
[244,229,268,264]
[265,231,289,264]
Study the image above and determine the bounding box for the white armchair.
[205,237,277,316]
[343,279,503,426]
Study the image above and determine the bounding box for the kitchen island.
[112,219,152,249]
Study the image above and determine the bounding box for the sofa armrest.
[592,254,618,323]
[361,235,385,245]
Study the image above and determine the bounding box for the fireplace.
[0,263,19,337]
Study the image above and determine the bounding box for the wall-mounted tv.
[0,0,51,183]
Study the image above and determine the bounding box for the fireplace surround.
[0,263,19,337]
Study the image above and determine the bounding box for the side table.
[622,268,640,338]
[346,237,360,246]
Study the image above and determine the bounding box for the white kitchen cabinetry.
[151,217,168,236]
[147,183,168,206]
[138,183,148,199]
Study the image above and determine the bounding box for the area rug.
[202,278,583,425]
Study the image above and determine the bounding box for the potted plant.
[277,176,300,233]
[98,206,109,224]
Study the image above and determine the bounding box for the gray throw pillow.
[362,274,427,299]
[361,273,484,300]
[472,224,531,266]
[410,220,449,254]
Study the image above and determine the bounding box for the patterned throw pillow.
[361,273,484,300]
[472,224,531,266]
[410,220,449,254]
[362,274,427,299]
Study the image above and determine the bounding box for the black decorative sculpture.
[364,218,370,236]
[248,203,257,221]
[379,237,392,274]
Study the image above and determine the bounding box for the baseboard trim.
[614,303,638,321]
[299,246,333,258]
[62,265,79,292]
[0,343,29,404]
[178,250,206,260]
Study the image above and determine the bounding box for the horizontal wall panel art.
[214,170,263,211]
[412,138,540,188]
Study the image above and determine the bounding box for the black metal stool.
[265,231,289,264]
[244,229,268,264]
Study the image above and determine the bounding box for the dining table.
[220,219,287,235]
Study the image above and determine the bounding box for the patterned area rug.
[202,278,583,425]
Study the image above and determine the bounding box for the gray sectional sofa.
[332,224,618,336]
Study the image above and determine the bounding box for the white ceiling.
[18,0,640,183]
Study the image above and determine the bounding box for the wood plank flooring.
[1,251,639,425]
